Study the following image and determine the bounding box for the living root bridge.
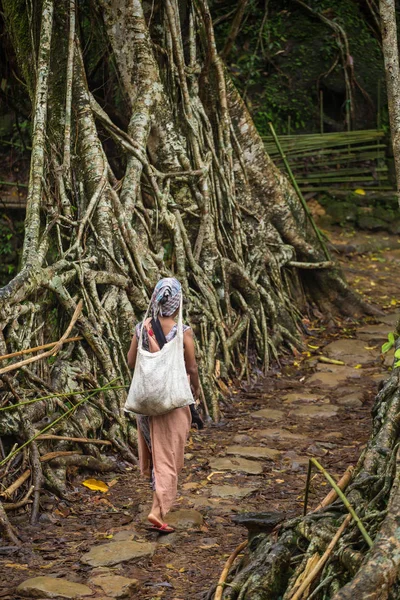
[0,0,373,537]
[220,364,400,600]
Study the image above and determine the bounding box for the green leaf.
[388,332,395,345]
[382,341,393,354]
[395,349,400,359]
[394,360,400,368]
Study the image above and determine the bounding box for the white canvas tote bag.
[124,297,194,416]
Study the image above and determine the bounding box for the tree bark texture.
[380,0,400,207]
[0,0,371,535]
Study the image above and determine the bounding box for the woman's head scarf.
[151,278,182,318]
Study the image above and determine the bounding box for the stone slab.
[16,577,93,599]
[307,370,360,388]
[81,541,155,567]
[209,456,263,475]
[323,339,378,366]
[336,390,363,408]
[226,445,280,461]
[379,313,399,327]
[251,409,284,421]
[165,509,203,529]
[356,323,390,341]
[210,485,258,499]
[89,575,139,599]
[282,392,323,404]
[290,404,339,419]
[255,428,308,442]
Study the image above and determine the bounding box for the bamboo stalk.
[215,540,248,600]
[0,336,83,362]
[0,378,120,469]
[310,458,373,547]
[268,123,331,261]
[0,384,127,413]
[36,434,111,445]
[289,514,352,600]
[313,465,354,511]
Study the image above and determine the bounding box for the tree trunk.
[380,0,400,207]
[0,0,370,535]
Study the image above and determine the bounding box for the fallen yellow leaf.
[82,478,109,493]
[166,563,175,569]
[354,364,362,369]
[354,188,366,195]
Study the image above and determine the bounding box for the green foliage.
[382,332,396,354]
[0,214,23,287]
[212,0,384,135]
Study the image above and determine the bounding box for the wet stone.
[81,541,155,567]
[251,408,285,421]
[16,577,93,598]
[166,509,203,529]
[157,532,180,546]
[89,575,139,599]
[209,457,264,475]
[226,445,280,461]
[290,405,339,419]
[210,485,258,499]
[323,339,377,366]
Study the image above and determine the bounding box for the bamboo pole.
[0,336,83,362]
[309,458,373,547]
[268,123,331,261]
[215,540,248,600]
[289,514,352,600]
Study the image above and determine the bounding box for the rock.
[356,323,390,341]
[157,532,180,546]
[111,530,138,542]
[231,512,285,538]
[232,434,254,444]
[251,408,284,421]
[379,313,399,327]
[209,457,264,475]
[383,348,395,368]
[210,485,258,499]
[290,405,339,419]
[336,390,364,408]
[81,541,155,567]
[89,575,139,598]
[308,370,360,388]
[282,392,323,404]
[255,428,308,441]
[226,445,280,461]
[165,509,203,529]
[184,453,194,460]
[16,577,93,598]
[323,339,377,366]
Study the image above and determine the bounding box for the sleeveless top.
[135,322,191,351]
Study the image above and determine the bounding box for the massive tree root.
[219,358,400,599]
[0,0,372,536]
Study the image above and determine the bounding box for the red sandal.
[149,522,175,534]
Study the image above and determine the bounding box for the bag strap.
[151,317,167,349]
[139,293,184,349]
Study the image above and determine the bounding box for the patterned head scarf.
[151,277,182,318]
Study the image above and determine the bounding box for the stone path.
[4,230,400,599]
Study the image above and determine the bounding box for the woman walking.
[127,278,200,533]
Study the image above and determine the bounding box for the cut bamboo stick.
[0,337,83,362]
[36,434,111,445]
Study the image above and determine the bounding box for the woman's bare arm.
[127,334,138,369]
[184,329,200,399]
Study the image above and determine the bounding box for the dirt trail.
[1,229,400,600]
